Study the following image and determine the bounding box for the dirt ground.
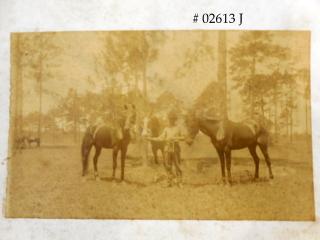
[5,136,315,220]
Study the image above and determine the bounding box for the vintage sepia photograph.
[6,30,314,220]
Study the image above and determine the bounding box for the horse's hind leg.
[258,144,274,179]
[225,149,232,184]
[93,146,102,180]
[112,148,119,179]
[216,148,226,183]
[120,146,128,181]
[248,145,260,179]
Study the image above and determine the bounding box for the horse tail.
[81,126,95,176]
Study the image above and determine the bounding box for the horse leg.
[120,146,128,181]
[216,148,226,183]
[248,145,260,179]
[258,144,274,179]
[225,149,232,184]
[93,146,102,180]
[82,160,87,177]
[112,148,119,179]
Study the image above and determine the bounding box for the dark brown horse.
[81,108,136,181]
[185,111,273,184]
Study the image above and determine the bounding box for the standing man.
[148,110,185,187]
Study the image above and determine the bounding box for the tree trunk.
[290,109,293,142]
[273,83,278,143]
[37,35,43,144]
[73,90,79,143]
[260,97,265,118]
[142,64,147,99]
[17,36,23,138]
[134,72,139,100]
[305,76,309,136]
[286,113,289,138]
[218,31,228,118]
[248,57,256,117]
[289,84,294,143]
[11,34,23,150]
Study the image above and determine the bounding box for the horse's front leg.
[112,148,119,179]
[225,148,232,184]
[249,145,260,179]
[216,148,226,183]
[120,146,128,181]
[93,146,102,180]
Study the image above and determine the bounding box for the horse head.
[184,109,201,145]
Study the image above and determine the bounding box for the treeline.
[229,32,310,141]
[12,31,310,147]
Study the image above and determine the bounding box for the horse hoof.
[270,175,274,179]
[221,178,227,185]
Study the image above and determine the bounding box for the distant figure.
[26,136,41,147]
[15,136,27,151]
[15,134,40,150]
[148,110,185,187]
